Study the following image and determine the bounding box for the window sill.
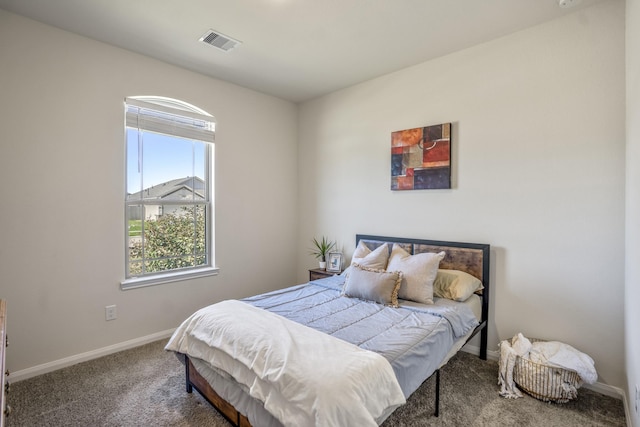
[121,266,219,290]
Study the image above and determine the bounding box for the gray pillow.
[342,263,402,307]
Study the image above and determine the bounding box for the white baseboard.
[11,329,175,382]
[582,381,625,400]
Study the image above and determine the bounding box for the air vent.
[199,29,242,52]
[558,0,581,8]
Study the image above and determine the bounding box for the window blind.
[125,97,215,143]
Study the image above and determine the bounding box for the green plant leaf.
[309,236,336,261]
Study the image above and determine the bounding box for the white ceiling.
[0,0,606,103]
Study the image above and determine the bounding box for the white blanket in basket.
[498,333,597,399]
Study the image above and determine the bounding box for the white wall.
[0,10,298,373]
[0,0,631,401]
[626,0,640,423]
[298,1,626,388]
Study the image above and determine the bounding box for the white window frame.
[121,96,217,290]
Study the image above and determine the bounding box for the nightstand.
[309,268,340,281]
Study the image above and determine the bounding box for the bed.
[166,234,490,427]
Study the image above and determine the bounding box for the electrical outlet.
[105,305,117,321]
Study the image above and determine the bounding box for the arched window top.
[128,95,212,117]
[125,96,215,142]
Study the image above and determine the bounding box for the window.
[122,97,216,289]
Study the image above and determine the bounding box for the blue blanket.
[242,275,479,397]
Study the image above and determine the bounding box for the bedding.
[250,276,478,397]
[168,275,479,410]
[178,293,484,427]
[166,299,405,427]
[167,234,491,427]
[188,357,284,426]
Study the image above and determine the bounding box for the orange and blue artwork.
[391,123,451,190]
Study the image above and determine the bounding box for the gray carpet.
[6,340,626,426]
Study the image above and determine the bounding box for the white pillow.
[386,244,445,304]
[350,241,390,270]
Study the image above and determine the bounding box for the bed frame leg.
[480,327,488,360]
[185,356,193,393]
[434,369,440,417]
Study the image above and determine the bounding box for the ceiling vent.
[199,29,242,52]
[558,0,581,8]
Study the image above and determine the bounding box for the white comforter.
[165,300,406,427]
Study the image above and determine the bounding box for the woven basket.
[512,338,582,403]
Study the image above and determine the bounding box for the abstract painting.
[391,122,451,190]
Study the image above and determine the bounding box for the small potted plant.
[310,236,335,269]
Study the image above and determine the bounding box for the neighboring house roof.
[127,176,205,201]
